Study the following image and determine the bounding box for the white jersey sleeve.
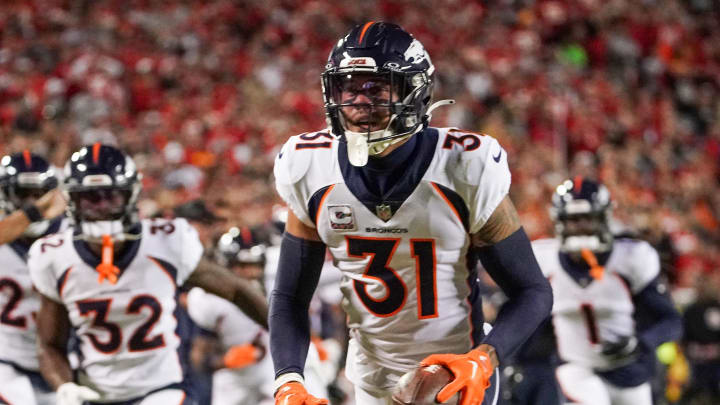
[613,239,660,293]
[444,132,511,233]
[28,233,64,302]
[177,218,204,284]
[273,131,342,228]
[186,287,220,332]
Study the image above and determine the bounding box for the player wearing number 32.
[27,144,268,405]
[270,22,552,405]
[532,178,682,405]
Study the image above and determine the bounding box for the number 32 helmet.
[550,177,613,253]
[63,144,142,241]
[322,22,453,166]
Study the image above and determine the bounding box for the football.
[391,365,459,405]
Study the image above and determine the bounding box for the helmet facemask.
[323,68,433,166]
[66,184,141,243]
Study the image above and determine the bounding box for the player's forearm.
[231,280,269,330]
[635,279,683,348]
[0,209,34,245]
[37,342,73,389]
[477,227,553,363]
[269,232,325,378]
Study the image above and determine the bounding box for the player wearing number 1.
[27,144,268,405]
[270,22,552,405]
[532,177,682,405]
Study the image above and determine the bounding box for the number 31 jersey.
[274,127,510,380]
[28,218,203,401]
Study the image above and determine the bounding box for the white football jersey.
[275,127,510,389]
[187,287,274,402]
[0,219,68,372]
[28,218,203,401]
[532,238,660,370]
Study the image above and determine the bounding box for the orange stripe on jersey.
[178,392,186,405]
[23,150,32,167]
[358,21,375,45]
[92,142,101,164]
[430,182,463,227]
[315,184,335,227]
[58,266,73,297]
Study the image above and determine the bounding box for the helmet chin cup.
[80,220,128,242]
[345,131,370,167]
[561,235,611,253]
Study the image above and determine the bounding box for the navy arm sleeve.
[477,227,553,363]
[269,232,326,378]
[633,277,682,349]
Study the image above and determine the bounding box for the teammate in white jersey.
[0,151,67,405]
[532,177,682,405]
[27,144,268,405]
[269,22,553,405]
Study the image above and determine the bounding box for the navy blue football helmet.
[322,22,450,165]
[215,226,267,268]
[550,177,613,253]
[63,144,141,240]
[0,151,58,213]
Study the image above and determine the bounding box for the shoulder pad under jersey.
[612,238,660,293]
[433,128,512,233]
[273,131,340,228]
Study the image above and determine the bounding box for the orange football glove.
[275,382,328,405]
[420,348,494,405]
[223,344,261,369]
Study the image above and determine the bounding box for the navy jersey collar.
[558,250,612,287]
[338,128,438,219]
[73,224,143,277]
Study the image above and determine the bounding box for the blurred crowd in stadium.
[0,0,718,404]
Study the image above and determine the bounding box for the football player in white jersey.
[0,151,67,405]
[532,177,682,405]
[27,144,268,405]
[269,22,553,405]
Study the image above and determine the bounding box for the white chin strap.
[78,220,135,242]
[344,99,456,167]
[23,220,50,238]
[561,235,610,253]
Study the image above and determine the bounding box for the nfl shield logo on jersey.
[376,204,393,222]
[328,205,356,231]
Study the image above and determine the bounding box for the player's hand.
[275,382,328,405]
[35,189,66,219]
[223,343,263,368]
[420,347,494,405]
[57,382,101,405]
[600,335,640,364]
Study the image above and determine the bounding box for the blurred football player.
[27,144,268,405]
[270,22,552,405]
[532,177,682,405]
[0,151,66,405]
[187,226,274,405]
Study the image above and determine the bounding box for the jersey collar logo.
[375,203,393,222]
